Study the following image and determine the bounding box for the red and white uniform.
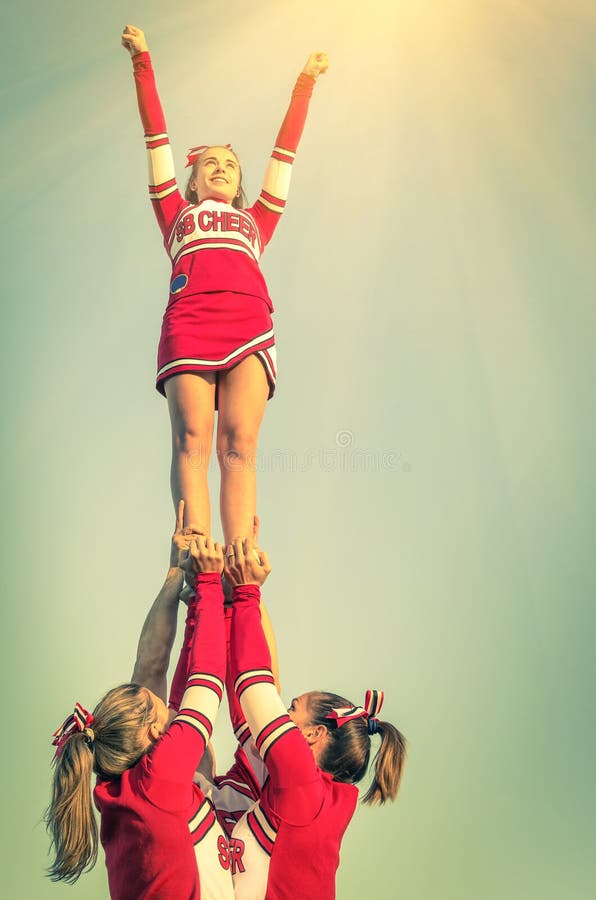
[131,52,316,396]
[94,574,233,900]
[226,586,358,900]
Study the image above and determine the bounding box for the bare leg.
[165,372,216,528]
[216,356,269,544]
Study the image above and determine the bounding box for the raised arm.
[220,519,281,764]
[144,535,226,787]
[131,501,204,701]
[226,540,324,824]
[250,52,329,247]
[130,570,181,702]
[122,24,186,236]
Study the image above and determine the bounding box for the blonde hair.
[184,147,247,209]
[46,684,156,883]
[307,691,407,805]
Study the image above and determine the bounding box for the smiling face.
[191,146,241,204]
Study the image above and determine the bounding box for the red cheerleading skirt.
[156,291,277,398]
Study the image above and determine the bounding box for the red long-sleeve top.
[94,573,232,900]
[228,585,358,900]
[131,52,315,310]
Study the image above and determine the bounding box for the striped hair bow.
[326,689,385,730]
[185,143,233,168]
[364,689,384,718]
[364,689,384,734]
[51,703,94,759]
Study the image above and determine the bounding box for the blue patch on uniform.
[170,274,188,295]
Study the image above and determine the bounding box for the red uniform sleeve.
[131,51,187,239]
[169,574,223,710]
[230,585,324,825]
[143,573,225,789]
[248,73,316,248]
[275,74,316,153]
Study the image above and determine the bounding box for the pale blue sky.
[2,1,595,897]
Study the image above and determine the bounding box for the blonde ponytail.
[46,684,155,882]
[46,732,97,882]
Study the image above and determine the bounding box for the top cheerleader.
[122,25,328,540]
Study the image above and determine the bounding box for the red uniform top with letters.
[227,586,358,900]
[94,574,233,900]
[130,52,316,394]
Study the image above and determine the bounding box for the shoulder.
[93,769,131,805]
[330,777,359,812]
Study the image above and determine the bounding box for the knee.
[217,425,259,467]
[171,417,213,455]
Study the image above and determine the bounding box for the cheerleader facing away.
[46,508,234,899]
[221,536,408,900]
[121,25,328,542]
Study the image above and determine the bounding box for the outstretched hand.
[186,534,225,576]
[302,52,329,79]
[121,24,148,57]
[225,536,271,588]
[220,513,265,601]
[170,500,206,569]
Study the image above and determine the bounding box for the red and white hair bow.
[325,690,385,729]
[185,143,233,169]
[51,702,94,759]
